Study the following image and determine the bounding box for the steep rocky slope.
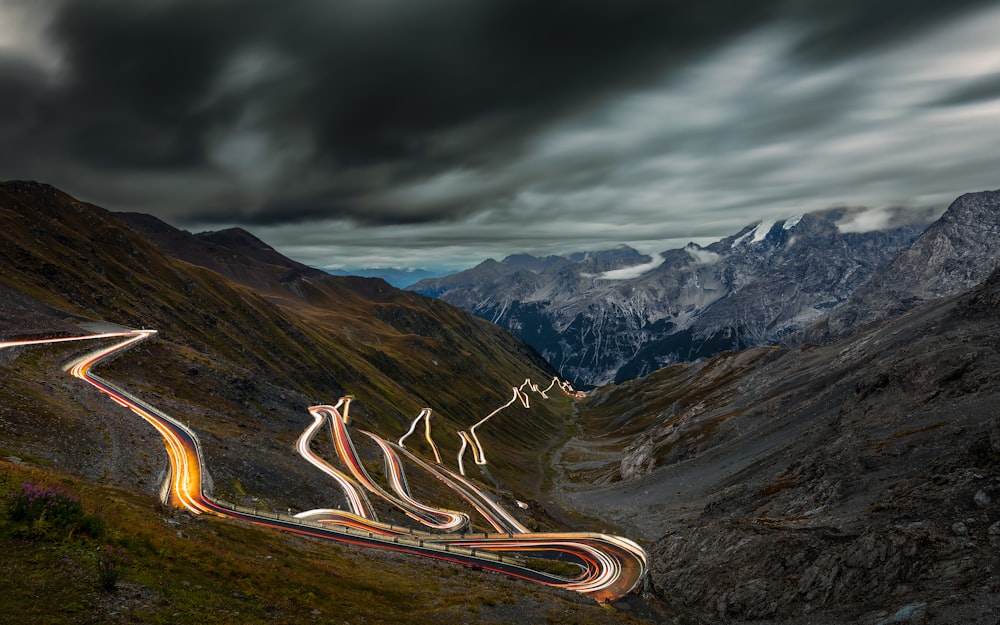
[811,188,1000,340]
[411,213,922,386]
[554,267,1000,623]
[0,181,562,526]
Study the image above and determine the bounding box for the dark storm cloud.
[47,1,246,169]
[122,0,787,224]
[5,0,796,225]
[1,0,999,268]
[786,0,1000,60]
[0,57,48,135]
[935,72,1000,107]
[233,0,777,166]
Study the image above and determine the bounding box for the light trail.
[360,430,472,531]
[58,330,214,514]
[391,442,530,534]
[423,409,441,463]
[456,431,469,477]
[456,376,577,476]
[294,398,376,519]
[460,385,522,472]
[0,332,141,350]
[396,408,442,463]
[292,509,403,536]
[3,329,646,602]
[313,404,468,532]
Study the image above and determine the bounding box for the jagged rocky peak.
[410,245,651,295]
[1,180,63,195]
[711,211,848,254]
[498,253,555,273]
[1,179,105,217]
[889,188,1000,298]
[195,227,319,272]
[196,226,270,249]
[815,188,1000,339]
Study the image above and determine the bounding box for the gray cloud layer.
[1,0,999,268]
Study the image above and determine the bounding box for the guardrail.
[89,371,208,503]
[209,499,521,565]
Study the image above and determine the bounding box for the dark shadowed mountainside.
[114,212,323,295]
[553,264,1000,623]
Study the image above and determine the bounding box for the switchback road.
[1,328,647,602]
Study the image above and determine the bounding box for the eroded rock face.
[645,422,1000,623]
[657,525,939,620]
[653,468,999,623]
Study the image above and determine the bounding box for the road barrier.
[209,499,518,565]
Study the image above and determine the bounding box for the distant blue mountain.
[324,267,457,289]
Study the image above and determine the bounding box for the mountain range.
[410,209,931,386]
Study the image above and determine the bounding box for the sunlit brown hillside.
[0,180,566,523]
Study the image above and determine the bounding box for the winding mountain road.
[1,328,647,602]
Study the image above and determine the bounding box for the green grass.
[0,460,634,625]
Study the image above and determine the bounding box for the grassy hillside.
[0,459,637,625]
[0,180,569,528]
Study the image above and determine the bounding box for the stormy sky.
[2,0,999,271]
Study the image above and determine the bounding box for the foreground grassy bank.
[0,460,637,625]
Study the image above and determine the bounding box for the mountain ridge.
[410,209,925,385]
[115,212,326,296]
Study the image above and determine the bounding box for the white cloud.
[592,256,666,281]
[685,244,722,266]
[835,207,897,233]
[0,1,62,76]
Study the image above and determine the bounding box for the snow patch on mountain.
[731,219,776,247]
[783,215,802,229]
[752,220,775,243]
[590,255,666,280]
